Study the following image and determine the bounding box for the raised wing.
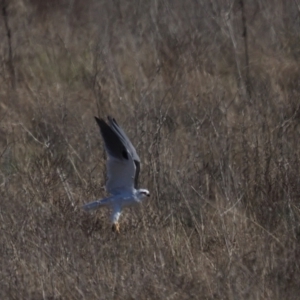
[95,117,136,195]
[107,116,141,188]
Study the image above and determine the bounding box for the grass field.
[1,1,300,299]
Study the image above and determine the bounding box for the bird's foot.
[112,222,120,233]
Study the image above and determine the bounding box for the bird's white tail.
[82,197,111,211]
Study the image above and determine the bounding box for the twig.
[1,0,15,90]
[240,0,251,98]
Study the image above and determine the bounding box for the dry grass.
[1,0,300,299]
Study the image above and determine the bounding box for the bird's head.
[137,189,150,200]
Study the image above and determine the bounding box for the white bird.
[82,116,150,233]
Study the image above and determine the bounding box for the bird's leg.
[112,222,120,233]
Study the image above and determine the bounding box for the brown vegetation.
[1,0,300,299]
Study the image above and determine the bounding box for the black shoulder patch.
[122,149,128,160]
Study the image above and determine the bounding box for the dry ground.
[1,1,300,299]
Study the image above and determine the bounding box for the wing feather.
[95,117,136,195]
[108,116,141,188]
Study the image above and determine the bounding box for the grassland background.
[1,0,300,299]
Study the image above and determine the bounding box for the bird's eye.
[141,191,150,197]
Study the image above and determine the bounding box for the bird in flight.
[82,116,150,233]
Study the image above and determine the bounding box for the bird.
[82,116,150,233]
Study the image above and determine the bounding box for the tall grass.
[1,0,300,299]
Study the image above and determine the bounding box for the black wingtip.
[94,115,128,161]
[96,116,117,126]
[107,115,117,125]
[94,116,105,126]
[95,116,117,129]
